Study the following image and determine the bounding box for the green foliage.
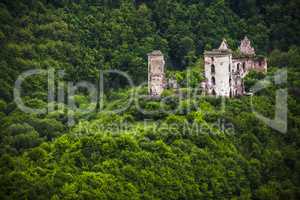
[269,47,300,68]
[0,99,6,112]
[244,71,266,91]
[0,0,300,199]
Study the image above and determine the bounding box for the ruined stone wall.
[148,51,165,97]
[202,37,267,98]
[232,58,254,77]
[203,54,255,97]
[230,74,244,97]
[253,58,268,73]
[233,57,267,75]
[239,36,255,56]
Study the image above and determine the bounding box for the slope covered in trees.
[0,0,300,199]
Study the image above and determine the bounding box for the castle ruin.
[202,36,267,97]
[147,37,267,98]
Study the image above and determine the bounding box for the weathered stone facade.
[233,36,268,76]
[202,37,267,97]
[148,50,166,97]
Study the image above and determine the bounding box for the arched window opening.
[237,63,240,71]
[211,64,215,74]
[242,62,246,71]
[212,89,216,96]
[211,57,214,62]
[211,76,216,85]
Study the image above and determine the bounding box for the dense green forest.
[0,0,300,199]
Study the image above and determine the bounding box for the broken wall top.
[239,36,255,56]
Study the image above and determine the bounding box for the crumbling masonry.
[148,50,166,97]
[202,36,267,97]
[148,37,267,97]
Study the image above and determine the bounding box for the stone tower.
[148,50,165,97]
[203,39,233,97]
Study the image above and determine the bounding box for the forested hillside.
[0,0,300,199]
